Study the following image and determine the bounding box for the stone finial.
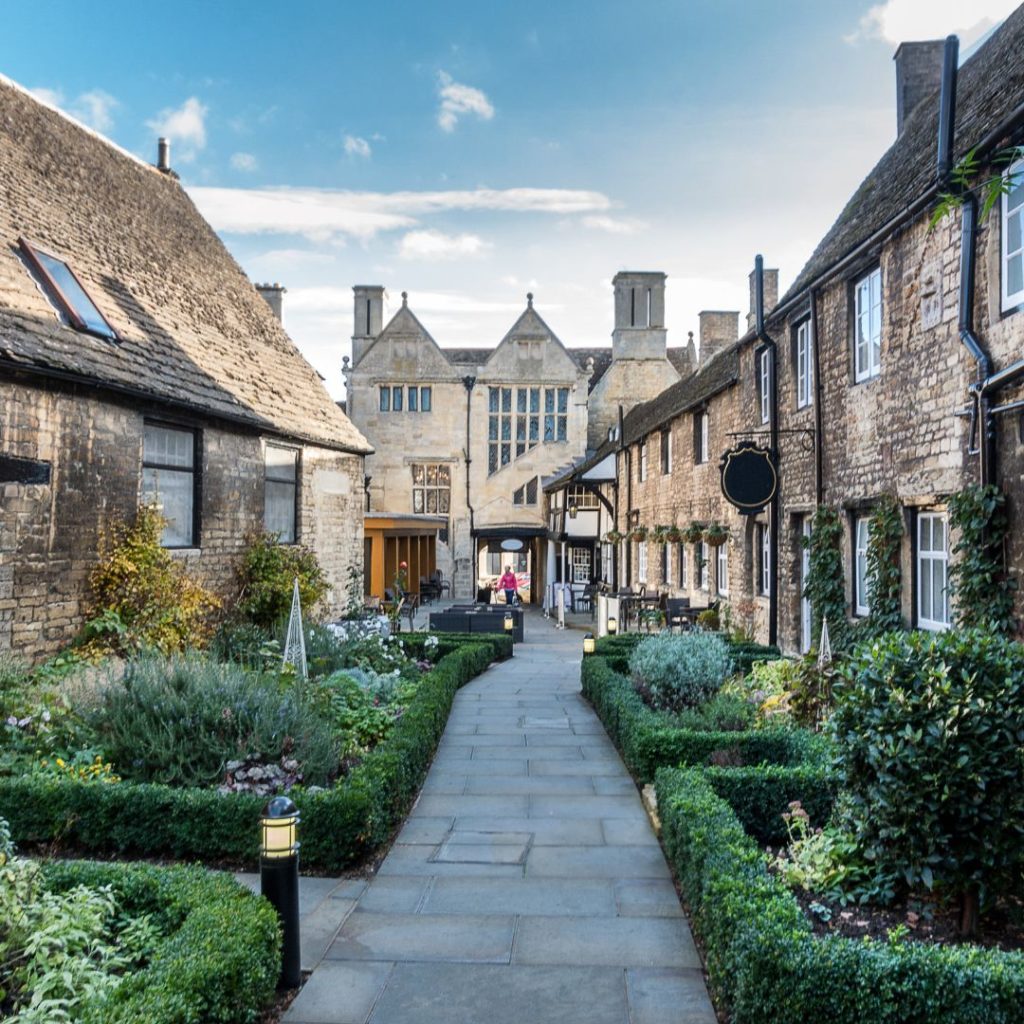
[527,292,534,308]
[585,355,595,379]
[342,355,351,376]
[401,291,408,306]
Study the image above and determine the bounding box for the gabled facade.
[0,76,372,659]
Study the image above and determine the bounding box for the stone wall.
[0,378,364,660]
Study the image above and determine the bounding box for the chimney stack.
[894,40,945,135]
[157,137,170,172]
[698,310,739,366]
[747,266,779,331]
[255,282,286,322]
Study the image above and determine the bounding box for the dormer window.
[18,238,118,341]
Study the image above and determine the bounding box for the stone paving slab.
[292,612,716,1024]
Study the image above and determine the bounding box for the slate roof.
[0,76,372,455]
[781,6,1024,306]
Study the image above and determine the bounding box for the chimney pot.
[894,40,946,136]
[698,310,739,366]
[255,282,286,322]
[157,137,170,172]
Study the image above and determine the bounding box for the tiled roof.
[0,76,372,455]
[781,7,1024,306]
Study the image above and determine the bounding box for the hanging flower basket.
[682,522,705,545]
[651,525,670,544]
[665,525,683,544]
[629,525,648,543]
[703,522,730,547]
[605,529,624,544]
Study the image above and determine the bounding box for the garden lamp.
[583,633,595,654]
[504,611,514,632]
[260,796,301,989]
[607,616,617,634]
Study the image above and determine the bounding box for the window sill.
[166,547,201,555]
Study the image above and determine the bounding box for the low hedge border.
[655,766,1024,1023]
[580,654,820,782]
[400,631,513,663]
[593,634,781,677]
[41,859,279,1023]
[0,640,496,872]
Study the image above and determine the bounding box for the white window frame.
[716,542,729,595]
[917,512,950,631]
[639,439,648,482]
[854,267,882,382]
[697,540,709,591]
[854,516,870,617]
[759,349,770,424]
[758,523,770,597]
[637,541,648,584]
[570,546,592,584]
[795,319,813,409]
[1002,157,1024,311]
[695,411,709,464]
[678,542,688,590]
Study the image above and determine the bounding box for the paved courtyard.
[282,614,715,1024]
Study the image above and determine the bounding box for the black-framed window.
[142,423,198,548]
[661,543,669,583]
[694,410,709,464]
[19,237,118,341]
[757,522,770,596]
[660,429,672,474]
[265,445,298,543]
[513,477,539,506]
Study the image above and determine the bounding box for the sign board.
[500,538,524,551]
[719,440,778,515]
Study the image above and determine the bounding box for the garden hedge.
[656,766,1024,1023]
[0,640,495,872]
[580,654,820,781]
[41,859,279,1024]
[400,631,513,663]
[593,634,780,677]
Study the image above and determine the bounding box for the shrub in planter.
[628,632,733,712]
[832,628,1024,933]
[703,521,730,547]
[236,530,328,629]
[629,525,648,542]
[682,522,705,545]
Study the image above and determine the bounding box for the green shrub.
[863,495,904,636]
[400,631,513,664]
[629,632,733,711]
[656,766,1024,1024]
[804,505,850,653]
[236,530,328,628]
[84,506,220,655]
[674,692,755,733]
[727,641,781,676]
[0,641,496,872]
[90,654,340,787]
[832,629,1024,929]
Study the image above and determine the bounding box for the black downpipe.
[615,404,624,587]
[755,255,780,647]
[809,287,824,504]
[462,376,476,591]
[936,35,959,182]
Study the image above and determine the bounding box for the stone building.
[344,273,690,601]
[602,12,1024,651]
[0,76,372,660]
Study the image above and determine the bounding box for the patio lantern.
[260,796,301,989]
[583,633,595,655]
[504,611,514,632]
[607,616,618,635]
[568,502,579,519]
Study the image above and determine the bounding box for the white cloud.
[187,185,611,242]
[230,151,258,172]
[344,134,372,158]
[28,87,119,133]
[581,214,646,235]
[29,86,64,107]
[437,71,494,132]
[146,96,208,162]
[399,229,489,260]
[847,0,1016,45]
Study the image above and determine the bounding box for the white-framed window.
[570,546,592,584]
[795,319,813,409]
[758,523,770,596]
[639,439,648,482]
[408,386,432,412]
[759,349,770,424]
[1002,158,1024,311]
[637,541,648,583]
[697,540,709,590]
[142,423,197,548]
[854,267,882,382]
[716,542,729,595]
[601,542,614,585]
[265,445,298,543]
[694,410,709,464]
[854,516,870,616]
[917,512,950,631]
[678,543,688,589]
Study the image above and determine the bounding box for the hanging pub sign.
[719,440,778,515]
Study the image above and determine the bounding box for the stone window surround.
[487,385,568,475]
[1002,156,1024,312]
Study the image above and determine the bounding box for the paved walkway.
[283,613,715,1024]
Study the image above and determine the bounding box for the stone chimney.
[352,285,385,365]
[698,310,739,366]
[894,40,945,135]
[747,267,779,331]
[611,271,667,361]
[255,282,286,322]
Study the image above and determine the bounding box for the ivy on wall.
[803,505,849,653]
[864,494,904,637]
[948,484,1017,636]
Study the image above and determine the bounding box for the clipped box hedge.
[593,634,780,677]
[0,641,495,872]
[580,654,819,782]
[656,766,1024,1024]
[41,859,279,1024]
[400,631,513,663]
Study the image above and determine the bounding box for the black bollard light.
[583,632,595,655]
[260,795,301,989]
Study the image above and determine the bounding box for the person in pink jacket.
[498,567,519,606]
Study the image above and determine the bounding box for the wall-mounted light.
[568,503,579,519]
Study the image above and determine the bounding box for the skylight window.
[18,237,118,341]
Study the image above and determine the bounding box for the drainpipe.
[755,255,780,647]
[614,404,624,587]
[462,376,476,594]
[809,287,824,504]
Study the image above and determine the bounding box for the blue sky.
[4,0,1016,396]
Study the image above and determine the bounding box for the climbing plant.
[863,495,903,637]
[803,505,849,653]
[947,484,1017,635]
